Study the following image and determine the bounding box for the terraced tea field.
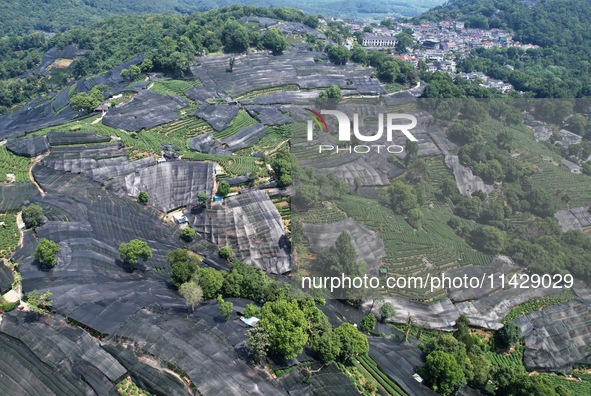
[149,79,201,97]
[0,146,30,183]
[0,212,20,259]
[212,110,258,140]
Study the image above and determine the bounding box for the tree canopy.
[258,299,309,359]
[261,28,288,55]
[22,204,44,229]
[119,239,152,268]
[33,238,60,267]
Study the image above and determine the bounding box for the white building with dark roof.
[362,34,397,47]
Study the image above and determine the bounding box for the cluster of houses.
[340,19,541,94]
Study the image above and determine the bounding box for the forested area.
[0,0,443,36]
[0,6,312,114]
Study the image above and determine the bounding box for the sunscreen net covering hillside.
[188,132,232,155]
[302,218,386,275]
[0,182,40,211]
[515,299,591,372]
[103,90,187,131]
[6,135,49,157]
[220,123,268,151]
[0,312,126,395]
[110,160,216,212]
[191,46,383,99]
[11,165,216,329]
[246,105,292,125]
[191,104,240,131]
[110,308,282,396]
[189,190,291,274]
[46,131,111,146]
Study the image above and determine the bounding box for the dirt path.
[29,156,46,196]
[16,212,24,248]
[266,139,289,156]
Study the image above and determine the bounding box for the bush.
[22,204,44,229]
[360,313,377,333]
[33,238,60,267]
[219,246,234,260]
[180,227,196,242]
[138,191,149,204]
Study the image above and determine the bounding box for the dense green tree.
[294,184,319,208]
[407,207,424,228]
[244,303,261,318]
[420,351,466,396]
[312,329,342,363]
[388,180,418,215]
[404,140,419,165]
[376,60,400,83]
[70,91,102,113]
[194,267,224,300]
[169,249,200,288]
[222,270,244,297]
[350,45,368,65]
[121,65,141,81]
[221,22,250,53]
[470,225,507,254]
[335,323,369,362]
[219,245,234,261]
[33,238,60,267]
[22,204,44,229]
[319,84,342,100]
[395,32,414,54]
[455,197,483,220]
[359,313,377,333]
[302,15,319,28]
[217,180,231,197]
[527,188,557,217]
[491,365,525,390]
[379,302,396,323]
[494,322,522,352]
[259,299,309,359]
[138,191,149,204]
[261,28,288,55]
[217,296,233,320]
[118,239,152,268]
[327,45,350,65]
[180,227,196,242]
[197,192,210,207]
[454,315,473,348]
[271,151,293,187]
